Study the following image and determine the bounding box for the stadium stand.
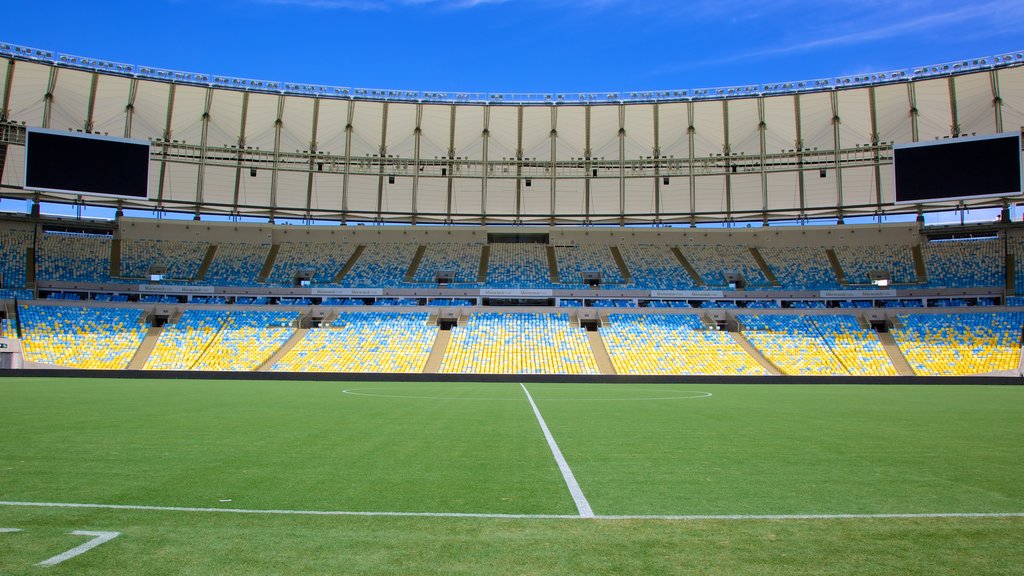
[440,313,598,374]
[757,246,840,290]
[120,239,208,281]
[145,309,298,371]
[601,314,768,375]
[19,305,147,369]
[739,314,896,376]
[616,244,698,290]
[202,242,270,286]
[683,245,771,288]
[265,241,356,286]
[486,244,552,288]
[411,243,484,284]
[341,242,419,287]
[922,238,1004,288]
[273,312,437,372]
[890,313,1024,376]
[0,228,33,291]
[35,231,112,283]
[833,243,917,285]
[554,244,624,285]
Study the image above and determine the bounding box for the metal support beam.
[584,105,593,224]
[794,94,806,219]
[155,84,176,212]
[123,78,139,139]
[948,76,961,137]
[757,98,768,222]
[549,105,557,225]
[617,104,626,226]
[194,88,214,218]
[722,99,732,222]
[375,101,389,222]
[991,69,1004,133]
[687,102,696,225]
[868,86,884,211]
[303,98,321,220]
[481,106,490,224]
[446,104,456,223]
[230,91,249,217]
[515,106,524,223]
[85,72,98,133]
[652,103,661,224]
[831,91,843,222]
[341,100,354,223]
[268,95,285,222]
[41,67,58,129]
[0,59,14,122]
[411,104,422,225]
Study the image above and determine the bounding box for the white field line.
[520,383,594,518]
[36,531,121,567]
[1,501,1022,522]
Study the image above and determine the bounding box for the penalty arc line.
[519,383,594,518]
[0,501,1022,522]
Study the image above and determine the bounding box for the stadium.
[0,24,1023,576]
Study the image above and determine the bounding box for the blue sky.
[4,0,1023,95]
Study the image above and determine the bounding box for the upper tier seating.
[601,314,767,375]
[890,312,1024,376]
[922,238,1004,288]
[834,244,916,285]
[486,244,553,288]
[19,305,147,369]
[341,242,419,287]
[411,243,483,284]
[120,239,208,280]
[0,228,33,290]
[440,313,598,374]
[265,241,356,286]
[35,232,112,283]
[757,245,840,291]
[616,244,698,290]
[682,245,770,288]
[202,242,270,287]
[554,244,624,285]
[272,312,437,372]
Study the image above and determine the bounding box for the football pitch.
[1,377,1022,575]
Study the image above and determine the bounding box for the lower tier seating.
[272,313,437,373]
[19,305,148,369]
[891,313,1024,376]
[440,313,598,374]
[601,314,767,375]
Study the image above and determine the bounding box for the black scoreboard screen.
[25,128,151,199]
[894,132,1022,204]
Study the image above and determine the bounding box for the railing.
[1,41,1021,105]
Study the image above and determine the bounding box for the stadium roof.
[1,42,1023,225]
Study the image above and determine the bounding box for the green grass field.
[1,377,1022,575]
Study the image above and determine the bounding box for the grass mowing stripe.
[520,383,593,518]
